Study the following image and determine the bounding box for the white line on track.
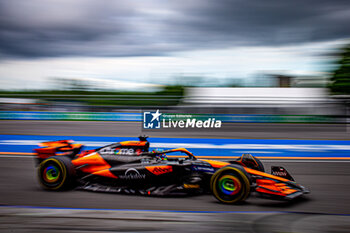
[260,159,350,163]
[1,154,350,162]
[0,155,34,158]
[1,140,350,151]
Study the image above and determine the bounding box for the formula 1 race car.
[34,136,309,204]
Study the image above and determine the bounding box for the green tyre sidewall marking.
[38,158,67,190]
[211,166,250,204]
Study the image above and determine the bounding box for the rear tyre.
[210,165,251,204]
[38,156,76,190]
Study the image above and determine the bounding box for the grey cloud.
[165,0,350,46]
[0,0,349,58]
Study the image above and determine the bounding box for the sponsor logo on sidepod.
[146,166,173,175]
[119,168,146,179]
[192,166,215,173]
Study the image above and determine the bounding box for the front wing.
[245,167,309,200]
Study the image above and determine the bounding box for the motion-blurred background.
[0,0,349,128]
[1,1,350,232]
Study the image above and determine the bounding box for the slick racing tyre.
[210,165,251,204]
[38,156,76,190]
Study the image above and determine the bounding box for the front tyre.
[210,165,251,204]
[38,156,76,190]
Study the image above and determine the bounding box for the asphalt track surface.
[1,156,350,232]
[1,120,350,232]
[0,156,349,214]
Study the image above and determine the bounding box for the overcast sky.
[0,0,349,89]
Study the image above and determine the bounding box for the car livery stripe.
[92,169,118,179]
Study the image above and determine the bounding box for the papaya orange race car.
[34,136,309,204]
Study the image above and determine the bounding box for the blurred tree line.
[329,44,350,95]
[0,85,184,106]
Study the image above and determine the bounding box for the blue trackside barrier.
[0,111,141,121]
[1,135,349,159]
[0,111,342,123]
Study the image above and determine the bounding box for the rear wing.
[34,140,83,160]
